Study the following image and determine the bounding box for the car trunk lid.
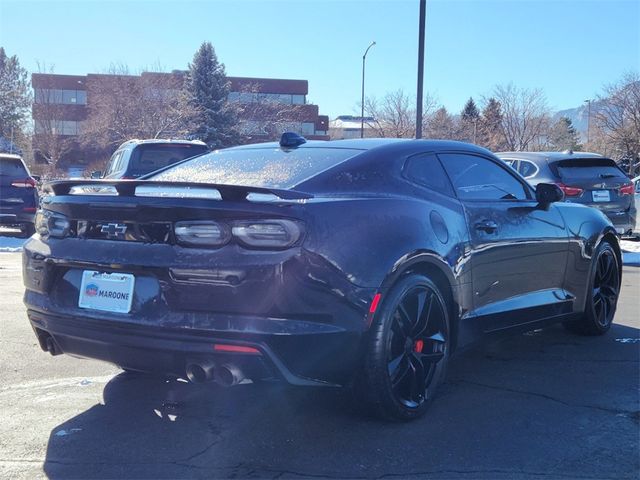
[552,158,633,211]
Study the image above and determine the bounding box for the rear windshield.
[128,144,209,176]
[554,158,627,180]
[0,157,28,177]
[149,147,363,188]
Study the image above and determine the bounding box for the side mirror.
[90,170,102,179]
[536,183,564,205]
[31,175,41,182]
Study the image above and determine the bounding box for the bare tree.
[80,65,198,151]
[363,89,436,138]
[593,72,640,175]
[32,63,74,168]
[491,83,550,151]
[424,107,459,140]
[233,83,309,142]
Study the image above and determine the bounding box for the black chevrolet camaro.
[23,134,622,420]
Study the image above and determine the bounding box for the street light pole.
[415,0,426,139]
[361,41,376,138]
[584,99,591,145]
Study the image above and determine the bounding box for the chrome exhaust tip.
[214,363,244,387]
[185,361,216,383]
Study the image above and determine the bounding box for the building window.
[228,91,305,105]
[34,119,82,136]
[301,122,315,135]
[34,88,87,105]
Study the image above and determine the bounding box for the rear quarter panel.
[300,192,472,314]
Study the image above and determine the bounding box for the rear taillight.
[35,210,70,238]
[174,221,231,247]
[556,183,583,197]
[11,177,36,188]
[174,219,303,249]
[232,220,301,248]
[620,183,635,195]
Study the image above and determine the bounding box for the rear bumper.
[26,302,361,387]
[22,231,375,386]
[28,309,356,386]
[602,209,636,234]
[0,211,35,226]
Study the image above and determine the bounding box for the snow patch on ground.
[0,235,27,252]
[620,240,640,266]
[620,240,640,253]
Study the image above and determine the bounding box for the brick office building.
[32,72,330,166]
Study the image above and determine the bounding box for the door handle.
[474,220,498,233]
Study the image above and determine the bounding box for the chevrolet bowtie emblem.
[100,223,127,238]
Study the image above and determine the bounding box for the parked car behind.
[0,153,39,237]
[93,139,209,180]
[497,151,636,236]
[25,135,623,421]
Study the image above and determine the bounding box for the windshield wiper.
[599,173,617,179]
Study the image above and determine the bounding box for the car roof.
[118,138,208,149]
[227,138,495,156]
[496,151,605,163]
[0,153,24,160]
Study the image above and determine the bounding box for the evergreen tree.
[548,116,581,151]
[0,48,31,142]
[461,97,479,121]
[459,97,480,142]
[187,42,237,148]
[479,97,506,150]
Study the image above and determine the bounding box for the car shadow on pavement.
[43,323,639,479]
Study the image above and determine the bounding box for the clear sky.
[1,0,638,118]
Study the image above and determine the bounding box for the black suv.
[497,151,636,236]
[0,153,38,236]
[92,139,209,180]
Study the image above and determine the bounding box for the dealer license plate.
[592,190,611,202]
[78,270,135,313]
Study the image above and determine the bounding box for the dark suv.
[0,153,38,237]
[497,151,636,236]
[92,139,209,180]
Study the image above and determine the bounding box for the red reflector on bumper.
[369,293,382,314]
[213,344,260,354]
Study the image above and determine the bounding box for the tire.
[20,223,35,238]
[563,240,621,336]
[355,274,451,421]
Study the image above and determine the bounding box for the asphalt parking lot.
[0,251,638,480]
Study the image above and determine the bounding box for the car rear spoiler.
[42,179,314,202]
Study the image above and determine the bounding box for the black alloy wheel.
[357,274,450,421]
[564,240,620,335]
[592,247,620,328]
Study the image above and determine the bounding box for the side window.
[404,152,454,197]
[105,151,122,176]
[115,150,128,173]
[439,153,530,201]
[504,159,518,171]
[518,160,537,178]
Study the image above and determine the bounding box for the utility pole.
[415,0,426,139]
[584,99,591,145]
[361,41,376,138]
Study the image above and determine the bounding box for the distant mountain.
[553,100,603,142]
